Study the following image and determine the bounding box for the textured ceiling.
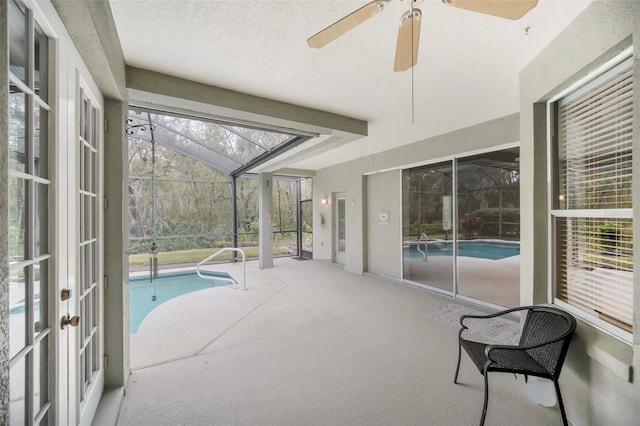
[109,0,592,171]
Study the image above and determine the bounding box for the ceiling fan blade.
[307,0,390,48]
[394,9,422,72]
[441,0,538,20]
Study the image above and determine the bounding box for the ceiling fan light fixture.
[394,8,422,72]
[441,0,538,20]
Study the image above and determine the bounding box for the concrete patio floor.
[118,258,566,425]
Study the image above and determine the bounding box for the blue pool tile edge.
[129,270,231,283]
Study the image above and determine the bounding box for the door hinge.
[104,196,108,212]
[104,355,108,369]
[104,275,108,290]
[104,117,108,133]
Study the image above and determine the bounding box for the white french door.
[57,49,104,426]
[54,9,104,426]
[8,0,53,423]
[72,76,104,426]
[58,62,104,426]
[56,72,105,426]
[7,1,104,424]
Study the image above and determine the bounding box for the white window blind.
[551,55,634,336]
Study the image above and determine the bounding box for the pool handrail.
[416,232,428,261]
[196,248,247,291]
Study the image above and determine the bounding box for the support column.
[258,173,273,269]
[231,175,238,261]
[103,100,129,389]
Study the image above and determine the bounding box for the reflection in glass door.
[456,149,520,307]
[402,162,454,294]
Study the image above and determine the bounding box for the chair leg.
[480,371,489,426]
[554,379,569,426]
[454,340,462,384]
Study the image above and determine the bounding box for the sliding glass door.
[402,162,454,294]
[401,147,520,307]
[456,149,520,307]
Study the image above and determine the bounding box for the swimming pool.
[403,240,519,261]
[129,271,233,333]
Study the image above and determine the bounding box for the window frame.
[547,47,634,343]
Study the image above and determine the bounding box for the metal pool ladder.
[196,248,247,290]
[416,232,428,261]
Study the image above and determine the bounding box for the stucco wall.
[103,100,130,388]
[51,0,127,100]
[519,1,640,424]
[366,170,402,279]
[313,166,366,274]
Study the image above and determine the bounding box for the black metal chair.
[453,306,576,426]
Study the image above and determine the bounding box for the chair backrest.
[518,307,577,378]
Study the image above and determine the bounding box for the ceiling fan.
[307,0,539,72]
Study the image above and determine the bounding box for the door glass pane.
[80,351,87,400]
[456,148,520,307]
[34,106,48,178]
[34,23,48,101]
[33,260,48,336]
[80,195,85,244]
[9,267,27,358]
[80,140,85,192]
[83,293,91,344]
[9,356,26,426]
[34,336,49,415]
[35,182,49,258]
[89,148,96,192]
[81,194,89,242]
[9,177,26,263]
[82,245,88,292]
[9,86,26,173]
[402,162,454,292]
[8,0,27,82]
[92,105,98,148]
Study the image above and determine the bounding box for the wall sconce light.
[321,196,328,205]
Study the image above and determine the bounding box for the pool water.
[130,271,233,333]
[404,241,519,261]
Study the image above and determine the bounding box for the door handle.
[61,314,80,329]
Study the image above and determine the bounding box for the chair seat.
[454,306,576,425]
[460,339,550,377]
